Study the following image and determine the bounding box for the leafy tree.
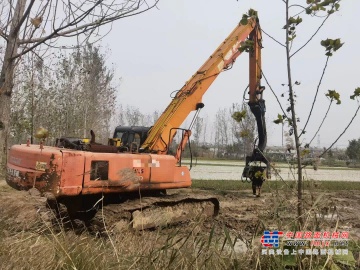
[345,138,360,160]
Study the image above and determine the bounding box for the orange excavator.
[6,11,268,228]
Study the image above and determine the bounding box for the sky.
[102,0,360,148]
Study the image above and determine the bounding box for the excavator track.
[11,188,219,233]
[90,193,220,231]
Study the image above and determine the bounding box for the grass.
[0,213,249,269]
[1,178,359,269]
[192,179,360,192]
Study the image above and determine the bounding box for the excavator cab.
[110,126,151,152]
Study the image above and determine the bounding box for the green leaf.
[247,8,258,17]
[232,110,247,122]
[238,40,254,53]
[287,35,296,42]
[321,39,330,47]
[350,87,360,100]
[240,18,248,25]
[273,114,284,124]
[321,38,343,56]
[326,89,341,104]
[301,149,310,157]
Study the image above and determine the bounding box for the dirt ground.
[1,179,359,243]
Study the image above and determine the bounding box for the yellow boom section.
[141,18,258,154]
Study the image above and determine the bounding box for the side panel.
[81,153,191,194]
[173,166,191,187]
[57,151,85,196]
[82,153,152,194]
[6,145,191,196]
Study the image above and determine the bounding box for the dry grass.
[0,216,249,269]
[0,180,358,269]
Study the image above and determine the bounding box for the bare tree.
[231,103,256,159]
[193,117,203,145]
[124,106,145,126]
[214,108,232,157]
[0,0,159,166]
[10,43,117,144]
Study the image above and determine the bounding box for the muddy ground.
[1,179,359,243]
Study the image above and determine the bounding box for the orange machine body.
[6,15,263,196]
[7,144,190,197]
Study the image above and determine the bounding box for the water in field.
[183,160,360,181]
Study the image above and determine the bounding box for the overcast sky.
[102,0,360,148]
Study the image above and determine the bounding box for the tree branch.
[307,100,332,147]
[319,101,360,158]
[290,12,330,57]
[261,28,285,48]
[0,30,8,41]
[13,0,159,59]
[12,0,36,36]
[299,56,330,137]
[260,68,288,117]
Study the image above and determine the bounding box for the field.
[186,159,360,182]
[0,163,359,269]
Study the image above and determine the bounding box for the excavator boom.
[141,17,262,154]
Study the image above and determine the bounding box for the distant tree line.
[346,138,360,161]
[10,43,116,144]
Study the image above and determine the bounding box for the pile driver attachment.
[240,18,270,197]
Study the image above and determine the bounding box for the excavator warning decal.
[35,161,47,171]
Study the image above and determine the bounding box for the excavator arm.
[140,17,263,154]
[242,21,270,197]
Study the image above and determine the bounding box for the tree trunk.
[0,0,27,168]
[285,0,303,228]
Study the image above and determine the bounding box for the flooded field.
[184,160,360,181]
